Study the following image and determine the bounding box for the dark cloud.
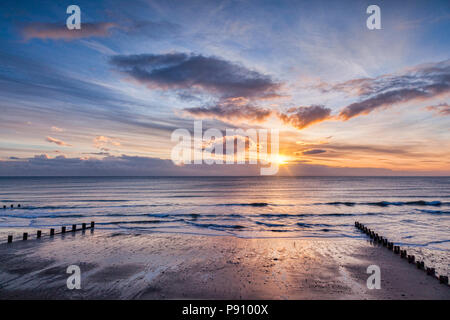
[302,149,327,155]
[425,103,450,116]
[0,155,262,176]
[183,98,273,123]
[338,60,450,120]
[109,53,280,99]
[21,22,116,40]
[296,143,420,158]
[1,154,447,176]
[278,105,332,129]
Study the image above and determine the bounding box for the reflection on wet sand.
[0,231,449,299]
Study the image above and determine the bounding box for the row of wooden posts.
[3,204,21,208]
[6,221,95,243]
[354,221,449,286]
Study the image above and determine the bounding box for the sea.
[0,176,448,274]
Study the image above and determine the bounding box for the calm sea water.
[0,176,449,251]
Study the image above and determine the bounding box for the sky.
[0,0,449,176]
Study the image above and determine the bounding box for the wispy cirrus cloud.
[425,102,450,116]
[122,20,182,38]
[45,136,71,147]
[21,22,116,41]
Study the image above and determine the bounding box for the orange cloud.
[45,136,71,147]
[93,136,121,151]
[278,105,332,129]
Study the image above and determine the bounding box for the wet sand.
[0,230,448,299]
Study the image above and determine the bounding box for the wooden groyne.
[5,221,95,244]
[355,221,449,286]
[3,203,21,209]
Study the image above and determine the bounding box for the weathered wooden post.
[37,230,42,238]
[23,232,28,240]
[50,228,55,236]
[426,267,435,276]
[7,235,12,243]
[61,226,66,234]
[72,224,76,232]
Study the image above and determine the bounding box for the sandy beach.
[0,230,448,300]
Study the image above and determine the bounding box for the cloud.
[45,136,71,147]
[302,149,327,155]
[93,136,120,151]
[0,154,262,176]
[314,78,375,96]
[109,52,280,99]
[337,60,450,120]
[83,152,111,156]
[278,105,332,129]
[51,126,64,132]
[296,143,417,158]
[340,88,433,120]
[183,98,273,123]
[425,103,450,116]
[21,22,116,41]
[1,154,447,176]
[202,134,257,153]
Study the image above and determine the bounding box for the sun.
[272,154,289,165]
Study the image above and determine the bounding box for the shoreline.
[0,230,449,299]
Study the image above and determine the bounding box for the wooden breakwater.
[355,221,449,286]
[6,221,95,244]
